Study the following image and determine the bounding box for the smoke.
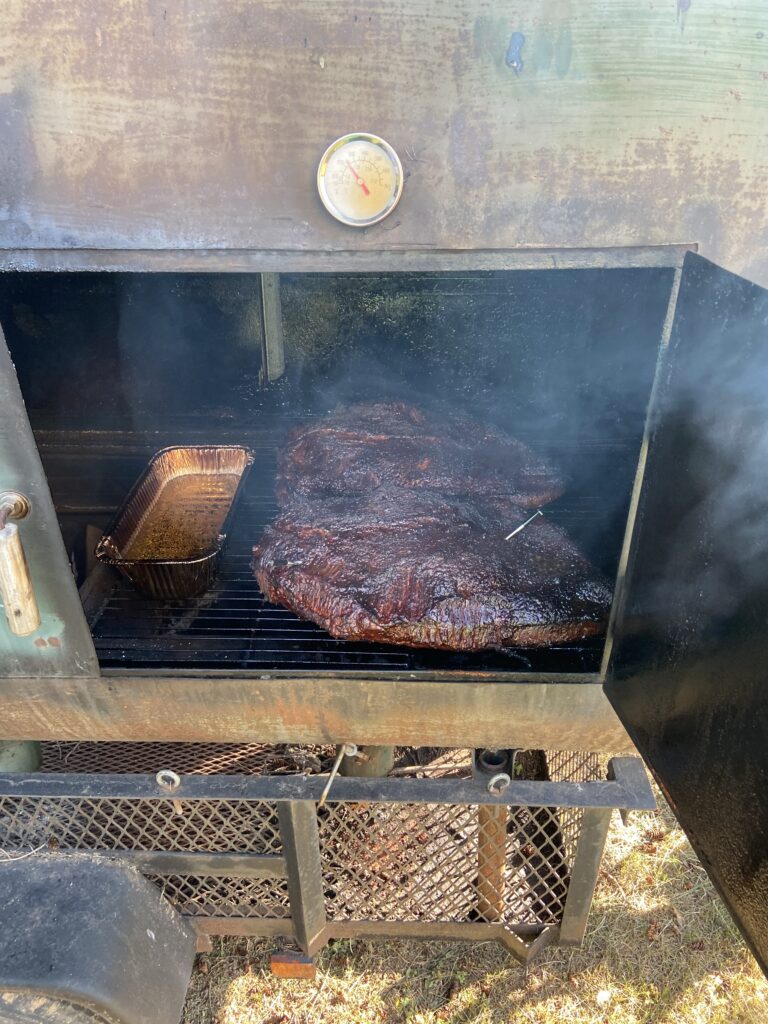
[280,267,674,578]
[632,260,768,631]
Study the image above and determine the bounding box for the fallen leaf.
[647,921,660,941]
[198,960,209,975]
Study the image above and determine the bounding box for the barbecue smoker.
[1,2,768,1021]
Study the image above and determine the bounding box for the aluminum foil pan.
[95,446,254,599]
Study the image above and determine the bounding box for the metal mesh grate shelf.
[145,875,291,919]
[318,800,576,926]
[0,795,283,855]
[0,742,650,959]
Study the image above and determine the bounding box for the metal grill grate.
[87,447,606,674]
[318,801,578,925]
[40,741,335,777]
[3,746,603,928]
[0,797,281,854]
[546,749,604,783]
[145,875,291,919]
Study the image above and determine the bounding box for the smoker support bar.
[0,758,653,963]
[0,755,652,807]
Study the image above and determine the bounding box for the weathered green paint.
[0,326,98,676]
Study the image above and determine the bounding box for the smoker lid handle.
[0,492,41,637]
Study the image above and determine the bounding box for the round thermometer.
[317,133,403,227]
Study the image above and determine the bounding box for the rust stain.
[33,637,47,647]
[47,636,61,647]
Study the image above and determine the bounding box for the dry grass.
[183,790,768,1024]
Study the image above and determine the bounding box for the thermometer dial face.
[317,133,403,227]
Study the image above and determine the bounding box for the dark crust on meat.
[253,486,612,651]
[276,402,564,509]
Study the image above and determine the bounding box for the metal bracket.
[259,273,285,384]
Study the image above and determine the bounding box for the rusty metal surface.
[0,673,634,751]
[0,2,765,282]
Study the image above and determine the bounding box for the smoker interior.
[1,268,673,675]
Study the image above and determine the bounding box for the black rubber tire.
[0,992,119,1024]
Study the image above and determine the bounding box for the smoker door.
[0,326,98,676]
[607,252,768,971]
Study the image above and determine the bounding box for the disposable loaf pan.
[95,446,254,599]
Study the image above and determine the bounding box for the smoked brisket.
[253,485,612,651]
[276,402,565,509]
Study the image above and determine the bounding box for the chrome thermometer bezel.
[317,132,404,227]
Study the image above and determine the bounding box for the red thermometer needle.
[345,160,371,196]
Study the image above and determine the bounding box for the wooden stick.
[477,804,507,921]
[0,523,41,636]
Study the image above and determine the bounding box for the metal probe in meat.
[505,509,543,541]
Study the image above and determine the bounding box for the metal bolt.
[156,769,181,791]
[486,772,511,796]
[0,491,30,529]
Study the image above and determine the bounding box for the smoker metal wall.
[0,2,766,284]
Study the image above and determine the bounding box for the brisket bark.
[276,402,565,509]
[253,485,612,651]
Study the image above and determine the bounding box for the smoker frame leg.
[558,806,613,945]
[277,800,327,956]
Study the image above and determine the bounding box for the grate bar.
[0,758,655,810]
[67,850,288,878]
